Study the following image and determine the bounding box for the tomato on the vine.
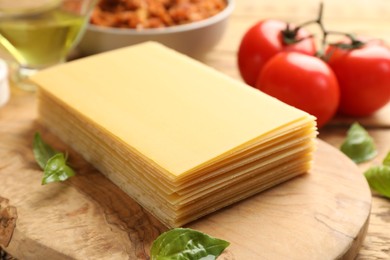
[237,19,316,87]
[256,52,340,128]
[326,39,390,116]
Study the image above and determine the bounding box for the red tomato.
[238,19,316,87]
[256,52,340,128]
[326,40,390,116]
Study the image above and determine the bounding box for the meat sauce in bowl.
[91,0,227,29]
[78,0,234,59]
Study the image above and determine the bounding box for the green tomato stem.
[291,2,367,58]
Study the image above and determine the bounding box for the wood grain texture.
[202,2,390,257]
[0,84,371,259]
[1,0,390,258]
[0,198,17,248]
[319,128,390,259]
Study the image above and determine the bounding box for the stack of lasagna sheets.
[31,42,317,228]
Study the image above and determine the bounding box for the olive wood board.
[0,90,372,259]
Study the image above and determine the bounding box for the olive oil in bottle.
[0,7,87,68]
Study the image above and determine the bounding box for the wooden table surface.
[202,0,390,259]
[1,0,390,259]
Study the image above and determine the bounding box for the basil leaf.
[364,165,390,199]
[42,153,76,185]
[150,228,230,260]
[382,151,390,167]
[32,132,76,185]
[340,122,377,163]
[33,132,58,169]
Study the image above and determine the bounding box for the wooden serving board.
[0,89,371,259]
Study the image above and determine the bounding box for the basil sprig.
[33,132,57,169]
[364,152,390,199]
[150,228,230,260]
[340,122,377,163]
[33,132,76,185]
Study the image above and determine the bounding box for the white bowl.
[77,0,234,59]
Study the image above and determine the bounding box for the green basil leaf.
[340,122,377,163]
[150,228,230,260]
[364,165,390,199]
[382,151,390,167]
[33,132,76,185]
[33,132,58,169]
[42,153,76,185]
